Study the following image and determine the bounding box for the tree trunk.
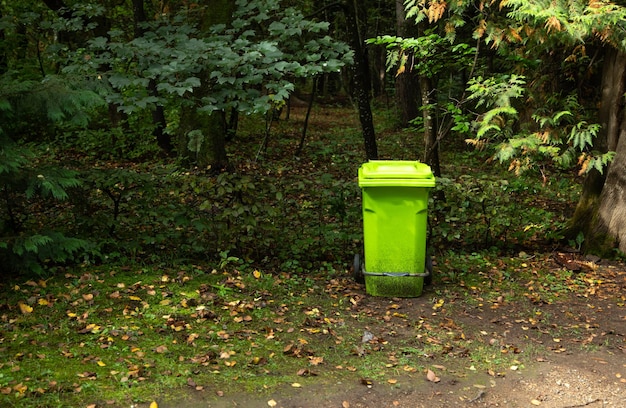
[419,75,441,176]
[132,0,172,153]
[178,105,229,171]
[394,0,420,127]
[176,0,235,170]
[569,47,626,255]
[344,0,378,160]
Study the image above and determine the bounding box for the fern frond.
[25,167,82,200]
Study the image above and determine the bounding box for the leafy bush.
[0,75,101,275]
[430,174,568,251]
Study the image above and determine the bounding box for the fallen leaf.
[13,383,27,394]
[77,372,97,379]
[342,402,350,408]
[268,399,277,407]
[18,302,33,314]
[253,270,262,279]
[432,299,445,310]
[291,382,302,388]
[309,356,324,366]
[387,379,398,384]
[360,378,373,387]
[531,399,541,405]
[154,345,168,354]
[150,402,159,408]
[426,369,440,383]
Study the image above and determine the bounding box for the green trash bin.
[357,160,435,297]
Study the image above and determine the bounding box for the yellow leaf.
[18,302,33,314]
[13,383,28,394]
[253,270,262,279]
[432,299,445,310]
[150,402,159,408]
[38,298,49,306]
[129,295,142,301]
[267,400,277,407]
[395,64,405,77]
[97,361,106,367]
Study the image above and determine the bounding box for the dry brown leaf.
[154,345,168,354]
[426,369,440,383]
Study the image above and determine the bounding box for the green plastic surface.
[358,161,435,297]
[358,160,435,187]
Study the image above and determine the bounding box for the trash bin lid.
[358,160,436,187]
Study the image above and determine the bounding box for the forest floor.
[145,256,626,408]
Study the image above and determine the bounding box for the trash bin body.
[358,161,435,297]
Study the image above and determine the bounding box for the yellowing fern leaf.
[545,16,562,33]
[428,1,448,23]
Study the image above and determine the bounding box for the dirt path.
[147,348,625,407]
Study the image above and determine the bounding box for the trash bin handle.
[362,270,430,278]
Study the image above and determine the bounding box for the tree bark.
[344,0,378,160]
[419,75,441,176]
[569,47,626,255]
[132,0,172,153]
[591,120,626,253]
[176,0,235,170]
[0,9,6,75]
[394,0,420,127]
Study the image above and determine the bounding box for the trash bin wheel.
[353,253,365,284]
[424,255,433,286]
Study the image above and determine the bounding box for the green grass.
[1,251,622,407]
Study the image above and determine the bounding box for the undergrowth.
[1,106,581,275]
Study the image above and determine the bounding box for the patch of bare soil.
[150,349,625,408]
[148,260,625,408]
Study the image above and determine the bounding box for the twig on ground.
[561,398,601,408]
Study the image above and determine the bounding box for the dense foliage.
[3,0,626,274]
[0,0,354,274]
